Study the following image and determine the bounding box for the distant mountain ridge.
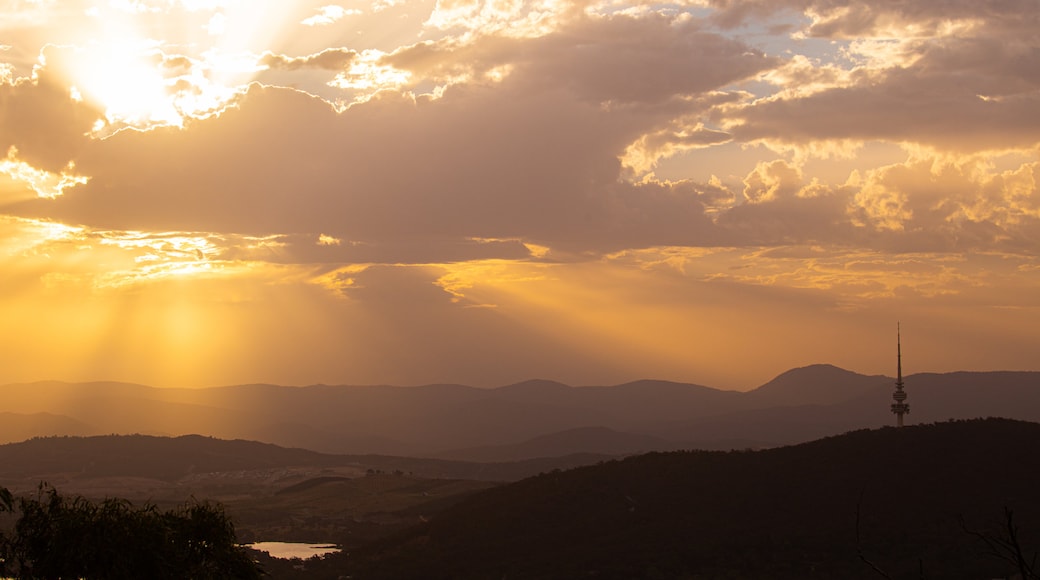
[744,363,889,406]
[1,365,1037,459]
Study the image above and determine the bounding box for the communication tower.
[890,324,909,426]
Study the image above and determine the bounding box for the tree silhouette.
[962,507,1039,580]
[0,484,262,580]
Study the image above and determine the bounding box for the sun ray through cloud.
[0,0,1037,389]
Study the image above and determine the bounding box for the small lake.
[246,542,341,560]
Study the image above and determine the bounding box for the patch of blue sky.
[731,14,852,65]
[721,15,856,99]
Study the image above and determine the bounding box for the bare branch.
[961,507,1039,580]
[856,495,893,580]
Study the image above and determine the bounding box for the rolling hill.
[0,366,1037,459]
[0,434,613,495]
[338,418,1040,579]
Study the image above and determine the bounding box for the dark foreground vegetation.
[0,419,1036,578]
[324,418,1040,579]
[0,485,262,579]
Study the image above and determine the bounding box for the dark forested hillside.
[0,434,344,481]
[340,419,1040,579]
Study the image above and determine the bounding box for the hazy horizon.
[2,1,1038,391]
[3,363,1036,394]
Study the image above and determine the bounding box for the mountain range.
[1,365,1037,460]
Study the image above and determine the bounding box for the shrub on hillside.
[0,485,262,580]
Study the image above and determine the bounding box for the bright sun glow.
[3,0,1039,391]
[69,42,182,127]
[58,43,250,133]
[44,7,261,132]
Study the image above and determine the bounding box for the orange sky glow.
[1,0,1038,390]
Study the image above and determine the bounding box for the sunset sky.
[1,0,1038,390]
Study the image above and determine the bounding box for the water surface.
[246,542,341,559]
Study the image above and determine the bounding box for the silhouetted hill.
[653,369,1040,446]
[0,434,347,481]
[342,419,1040,579]
[745,364,890,406]
[0,412,93,442]
[901,371,1040,422]
[0,434,614,488]
[495,379,572,394]
[2,369,1038,459]
[435,426,682,462]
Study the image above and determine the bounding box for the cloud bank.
[0,0,1037,389]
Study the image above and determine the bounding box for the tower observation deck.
[891,324,909,427]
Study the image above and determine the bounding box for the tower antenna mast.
[891,323,910,426]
